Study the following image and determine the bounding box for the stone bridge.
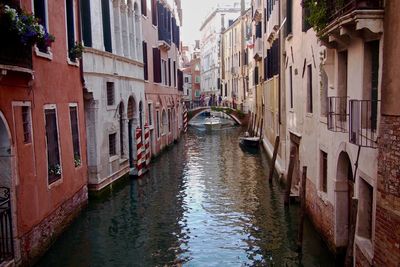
[187,107,248,126]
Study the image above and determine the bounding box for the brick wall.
[305,180,336,252]
[19,186,88,265]
[374,115,400,266]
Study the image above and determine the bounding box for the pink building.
[0,0,87,264]
[141,0,183,155]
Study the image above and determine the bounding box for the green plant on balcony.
[302,0,346,33]
[74,154,81,167]
[0,4,55,48]
[69,42,85,60]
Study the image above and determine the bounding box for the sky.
[181,0,240,46]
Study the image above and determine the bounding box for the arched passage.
[127,96,137,168]
[335,151,354,250]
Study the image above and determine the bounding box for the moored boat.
[204,117,222,130]
[239,136,260,148]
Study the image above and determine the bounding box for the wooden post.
[253,114,257,136]
[297,166,307,254]
[268,136,280,182]
[259,118,264,138]
[284,146,296,206]
[344,198,358,267]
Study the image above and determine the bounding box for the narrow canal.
[37,117,334,266]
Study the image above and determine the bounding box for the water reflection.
[37,122,334,267]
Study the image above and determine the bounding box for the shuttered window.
[173,61,177,87]
[141,0,147,16]
[153,48,161,83]
[66,0,75,60]
[286,0,293,36]
[69,106,81,166]
[307,64,313,113]
[168,58,172,86]
[80,0,92,47]
[143,41,148,80]
[107,82,115,106]
[34,0,48,52]
[151,0,157,25]
[45,107,61,184]
[101,0,112,52]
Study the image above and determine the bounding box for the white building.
[81,0,145,191]
[199,3,244,95]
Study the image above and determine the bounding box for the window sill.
[109,155,119,163]
[35,46,53,60]
[142,15,148,20]
[67,58,80,67]
[48,176,63,189]
[355,235,373,265]
[106,105,117,111]
[306,113,313,118]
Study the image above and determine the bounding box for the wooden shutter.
[153,48,161,83]
[143,41,148,80]
[168,58,171,86]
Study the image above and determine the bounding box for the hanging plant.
[48,164,62,178]
[0,4,55,48]
[74,154,82,167]
[69,42,85,60]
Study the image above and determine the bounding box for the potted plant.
[69,42,85,61]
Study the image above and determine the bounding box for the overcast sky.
[181,0,239,46]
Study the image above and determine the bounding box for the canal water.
[37,116,334,267]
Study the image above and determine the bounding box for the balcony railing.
[0,17,32,70]
[0,187,13,264]
[349,99,380,148]
[328,96,348,132]
[326,0,384,25]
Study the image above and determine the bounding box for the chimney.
[221,14,225,32]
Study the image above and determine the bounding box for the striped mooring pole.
[136,127,145,177]
[183,108,188,133]
[144,124,151,167]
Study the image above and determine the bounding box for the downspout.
[278,0,281,127]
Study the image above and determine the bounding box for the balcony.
[328,96,348,132]
[253,38,263,61]
[312,0,384,48]
[0,20,33,73]
[349,99,380,148]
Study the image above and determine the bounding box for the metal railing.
[349,99,380,148]
[328,96,348,132]
[0,187,13,263]
[326,0,384,24]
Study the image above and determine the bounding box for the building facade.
[81,0,145,191]
[141,0,183,156]
[0,0,88,264]
[200,3,242,96]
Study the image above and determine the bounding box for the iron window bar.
[328,96,349,133]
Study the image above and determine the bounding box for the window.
[156,110,160,138]
[320,151,327,193]
[109,133,116,156]
[289,66,293,109]
[151,0,157,25]
[173,61,177,87]
[141,0,147,16]
[143,41,148,80]
[306,64,313,113]
[69,105,81,167]
[80,0,92,47]
[22,106,31,144]
[101,0,112,52]
[195,76,200,84]
[184,77,189,83]
[148,103,153,126]
[34,0,48,53]
[66,0,75,60]
[168,58,172,86]
[153,48,161,83]
[161,59,167,85]
[168,109,171,132]
[119,103,124,156]
[45,107,61,184]
[286,0,293,36]
[358,178,373,240]
[107,82,115,106]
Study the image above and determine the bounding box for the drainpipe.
[278,0,282,128]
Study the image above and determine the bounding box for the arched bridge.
[187,107,249,126]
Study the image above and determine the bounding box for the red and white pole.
[144,123,151,167]
[136,127,144,177]
[183,108,188,133]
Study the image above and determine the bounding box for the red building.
[0,0,87,264]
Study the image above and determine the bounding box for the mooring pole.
[284,146,296,206]
[298,166,307,256]
[268,136,280,182]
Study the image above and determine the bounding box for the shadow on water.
[37,120,335,267]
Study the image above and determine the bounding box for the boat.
[204,117,222,130]
[239,132,260,148]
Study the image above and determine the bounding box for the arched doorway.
[0,113,14,260]
[335,151,354,251]
[127,97,136,168]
